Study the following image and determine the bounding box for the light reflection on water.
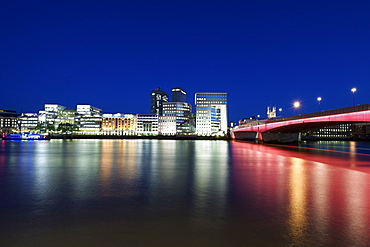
[1,139,370,246]
[231,141,370,247]
[288,158,308,246]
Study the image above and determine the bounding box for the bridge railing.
[235,103,370,129]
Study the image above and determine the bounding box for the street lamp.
[278,108,282,117]
[351,88,357,106]
[317,97,322,111]
[292,101,300,116]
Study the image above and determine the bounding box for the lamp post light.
[317,97,322,111]
[351,88,357,106]
[293,101,300,116]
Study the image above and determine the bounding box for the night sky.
[1,0,370,123]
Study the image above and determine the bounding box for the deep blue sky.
[1,0,370,123]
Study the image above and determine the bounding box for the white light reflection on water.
[193,141,229,225]
[33,141,50,202]
[71,140,101,201]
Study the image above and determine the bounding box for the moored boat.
[1,132,51,140]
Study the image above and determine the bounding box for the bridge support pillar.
[257,131,263,143]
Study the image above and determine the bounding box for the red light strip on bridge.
[234,110,370,133]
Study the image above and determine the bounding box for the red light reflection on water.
[231,141,370,246]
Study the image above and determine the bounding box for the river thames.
[1,139,370,246]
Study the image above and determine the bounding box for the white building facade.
[75,104,102,134]
[136,113,159,135]
[195,92,228,136]
[18,113,39,131]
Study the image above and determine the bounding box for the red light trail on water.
[267,143,370,157]
[231,141,370,246]
[232,141,370,173]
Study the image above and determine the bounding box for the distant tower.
[172,87,187,102]
[267,106,276,119]
[150,87,168,116]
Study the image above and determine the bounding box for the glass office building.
[159,102,193,135]
[195,92,228,136]
[18,113,39,131]
[75,105,102,134]
[171,87,186,102]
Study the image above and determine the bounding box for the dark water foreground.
[1,139,370,247]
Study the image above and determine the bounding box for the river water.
[1,139,370,246]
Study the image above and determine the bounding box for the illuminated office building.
[101,113,137,135]
[136,113,159,135]
[0,110,18,133]
[75,104,102,134]
[18,113,38,131]
[172,87,186,102]
[304,124,368,139]
[38,104,76,131]
[159,102,194,135]
[44,104,67,113]
[195,92,228,136]
[150,88,168,115]
[305,123,370,139]
[38,104,67,126]
[308,124,352,138]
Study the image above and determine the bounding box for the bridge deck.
[236,103,370,129]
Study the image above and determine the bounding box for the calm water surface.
[1,139,370,246]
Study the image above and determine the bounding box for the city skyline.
[1,1,370,123]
